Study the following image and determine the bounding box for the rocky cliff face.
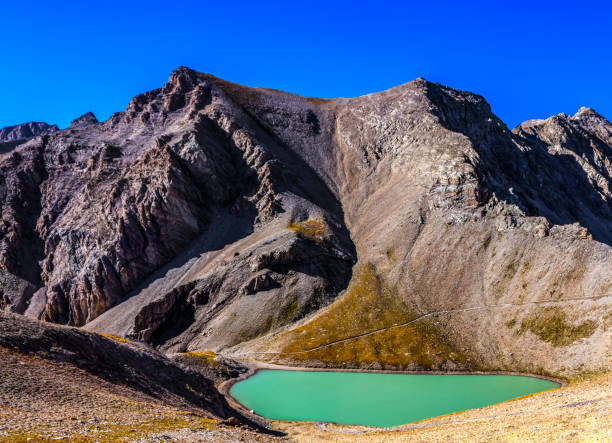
[1,67,610,378]
[0,68,355,351]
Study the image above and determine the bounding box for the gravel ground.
[0,347,287,442]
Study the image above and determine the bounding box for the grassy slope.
[274,263,467,369]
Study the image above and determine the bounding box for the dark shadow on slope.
[425,83,612,246]
[215,78,357,261]
[132,90,357,349]
[0,312,284,436]
[0,141,48,317]
[150,293,198,346]
[0,140,25,154]
[118,209,255,305]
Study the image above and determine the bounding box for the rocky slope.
[0,312,279,441]
[229,80,612,378]
[0,312,234,418]
[0,121,58,154]
[0,67,610,378]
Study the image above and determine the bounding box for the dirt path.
[243,293,610,356]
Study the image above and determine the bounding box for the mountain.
[0,121,58,142]
[0,67,610,379]
[0,121,58,154]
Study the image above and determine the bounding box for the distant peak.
[171,66,195,76]
[69,112,98,128]
[0,121,58,142]
[164,66,200,93]
[574,106,599,118]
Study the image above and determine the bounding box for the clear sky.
[1,0,610,129]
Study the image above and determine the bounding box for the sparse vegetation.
[384,247,395,262]
[99,333,128,343]
[278,263,466,368]
[287,218,326,242]
[483,234,492,249]
[517,307,598,347]
[184,350,219,366]
[0,416,217,443]
[502,258,518,279]
[521,261,531,273]
[265,314,274,333]
[279,298,299,323]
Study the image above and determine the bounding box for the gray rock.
[0,66,610,377]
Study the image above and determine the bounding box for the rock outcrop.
[0,67,610,378]
[67,111,99,129]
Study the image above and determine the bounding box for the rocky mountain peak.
[515,105,612,146]
[0,67,609,381]
[163,66,202,94]
[569,106,612,143]
[574,106,598,117]
[68,111,98,128]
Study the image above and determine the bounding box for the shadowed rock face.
[0,67,355,352]
[1,67,610,377]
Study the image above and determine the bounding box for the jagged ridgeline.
[0,67,610,378]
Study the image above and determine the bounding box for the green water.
[230,370,558,427]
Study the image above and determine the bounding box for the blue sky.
[1,0,610,129]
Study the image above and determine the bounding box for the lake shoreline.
[218,358,566,430]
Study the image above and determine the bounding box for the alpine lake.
[230,369,559,427]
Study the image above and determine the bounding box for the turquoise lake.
[230,370,559,427]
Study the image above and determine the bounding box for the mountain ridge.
[0,66,610,378]
[0,120,58,154]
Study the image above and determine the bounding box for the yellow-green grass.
[99,333,129,343]
[183,350,219,366]
[287,218,326,242]
[278,263,465,368]
[517,306,598,347]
